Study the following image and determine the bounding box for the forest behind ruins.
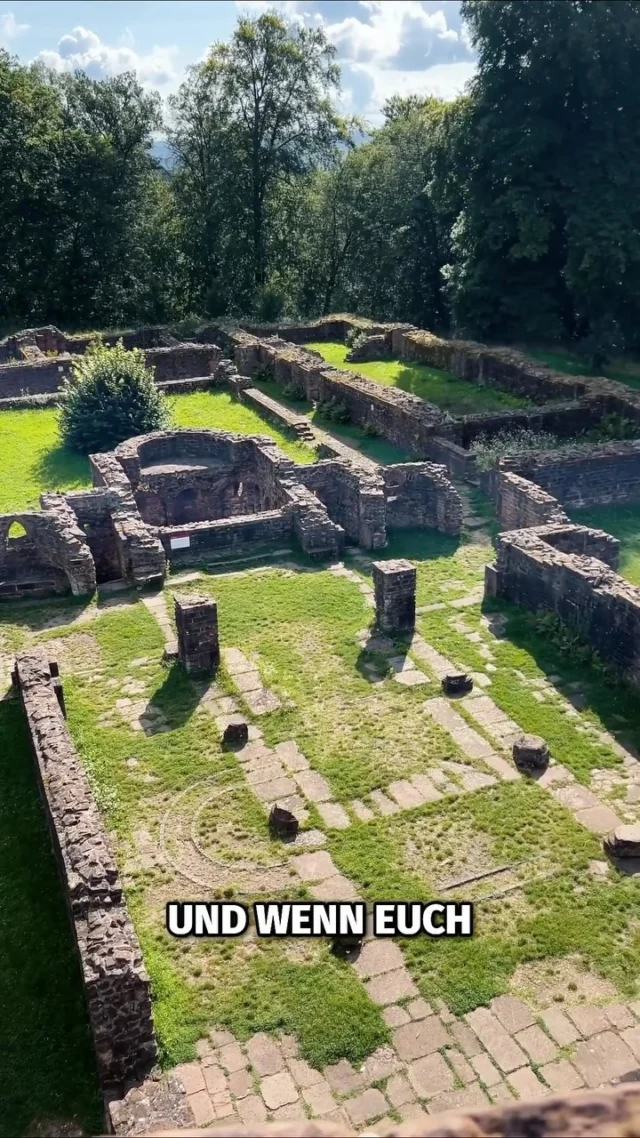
[2,0,640,364]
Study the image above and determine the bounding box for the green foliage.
[316,396,351,424]
[59,339,171,453]
[282,380,307,403]
[470,428,561,471]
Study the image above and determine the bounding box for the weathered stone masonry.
[14,649,157,1089]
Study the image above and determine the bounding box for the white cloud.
[36,25,180,91]
[328,2,460,62]
[356,58,475,122]
[0,11,29,44]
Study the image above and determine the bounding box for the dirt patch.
[404,816,496,891]
[39,630,102,677]
[510,955,620,1009]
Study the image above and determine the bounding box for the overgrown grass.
[307,341,530,413]
[329,781,640,1014]
[0,391,315,513]
[0,701,102,1137]
[524,345,640,390]
[569,502,640,585]
[4,510,640,1096]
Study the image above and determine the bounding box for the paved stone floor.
[122,988,640,1134]
[106,554,640,1134]
[6,549,640,1135]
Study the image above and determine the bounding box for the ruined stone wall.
[0,517,70,599]
[496,472,570,531]
[0,355,72,397]
[64,488,123,582]
[14,649,157,1089]
[88,452,166,586]
[144,344,221,381]
[0,502,96,600]
[383,462,463,535]
[0,338,221,398]
[499,440,640,509]
[228,331,451,456]
[298,461,387,549]
[489,526,640,681]
[158,510,294,561]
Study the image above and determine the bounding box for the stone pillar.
[372,558,416,633]
[175,594,220,674]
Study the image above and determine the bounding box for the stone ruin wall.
[497,439,640,509]
[487,524,640,684]
[484,449,640,683]
[14,648,157,1090]
[0,323,222,402]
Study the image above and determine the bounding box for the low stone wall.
[0,340,221,399]
[228,331,452,456]
[383,462,463,535]
[14,649,157,1089]
[499,440,640,509]
[298,460,387,549]
[487,524,640,680]
[496,472,569,530]
[239,385,315,443]
[157,510,294,561]
[0,354,72,398]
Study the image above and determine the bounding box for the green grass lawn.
[524,345,640,390]
[307,341,530,414]
[570,502,640,585]
[0,392,315,515]
[4,512,640,1127]
[2,521,640,1114]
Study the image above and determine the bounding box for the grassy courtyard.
[0,392,315,514]
[524,345,640,391]
[307,341,530,414]
[2,520,640,1132]
[570,502,640,586]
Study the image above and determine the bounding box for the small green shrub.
[253,365,273,384]
[584,413,637,442]
[470,427,561,471]
[363,421,379,438]
[59,338,171,454]
[345,328,367,351]
[283,380,307,403]
[316,397,351,424]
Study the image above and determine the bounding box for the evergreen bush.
[59,338,171,453]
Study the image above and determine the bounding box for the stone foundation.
[14,649,157,1090]
[175,594,220,674]
[488,524,640,682]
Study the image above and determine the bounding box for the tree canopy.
[3,3,640,356]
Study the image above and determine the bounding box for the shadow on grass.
[0,701,102,1137]
[482,595,640,760]
[149,660,204,729]
[32,445,91,494]
[0,592,95,638]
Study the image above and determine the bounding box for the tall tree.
[169,12,349,313]
[452,0,640,347]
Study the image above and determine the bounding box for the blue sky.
[0,1,476,123]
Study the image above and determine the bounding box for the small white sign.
[170,535,191,550]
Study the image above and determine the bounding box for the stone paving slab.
[572,1030,638,1087]
[465,1008,528,1073]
